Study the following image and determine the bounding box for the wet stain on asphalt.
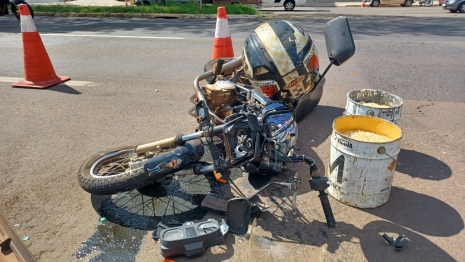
[74,222,146,261]
[74,164,245,261]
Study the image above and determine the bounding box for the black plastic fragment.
[382,233,406,251]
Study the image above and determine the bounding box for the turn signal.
[261,85,278,98]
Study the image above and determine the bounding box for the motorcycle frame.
[132,56,336,227]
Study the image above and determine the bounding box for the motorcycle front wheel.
[425,0,433,6]
[78,146,166,195]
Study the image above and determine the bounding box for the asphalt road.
[1,15,465,262]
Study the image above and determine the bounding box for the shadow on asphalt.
[361,220,456,261]
[397,149,452,180]
[49,83,82,95]
[297,105,344,148]
[360,186,464,237]
[258,209,455,261]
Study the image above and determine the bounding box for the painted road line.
[0,77,95,87]
[40,34,184,40]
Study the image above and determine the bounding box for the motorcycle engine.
[202,81,238,120]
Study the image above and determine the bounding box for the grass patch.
[33,2,260,15]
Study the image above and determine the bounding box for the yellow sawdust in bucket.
[359,102,391,108]
[342,130,392,143]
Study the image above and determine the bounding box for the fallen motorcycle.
[78,16,356,228]
[0,0,34,20]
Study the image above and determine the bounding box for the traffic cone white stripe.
[214,19,231,39]
[20,15,37,33]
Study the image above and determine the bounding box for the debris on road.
[158,219,225,258]
[382,233,406,251]
[99,217,107,222]
[22,236,30,241]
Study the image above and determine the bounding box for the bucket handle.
[377,146,401,165]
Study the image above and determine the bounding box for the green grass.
[33,2,260,15]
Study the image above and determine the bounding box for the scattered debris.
[14,223,20,227]
[220,219,229,236]
[99,217,107,222]
[311,140,315,143]
[382,233,406,251]
[238,237,245,243]
[257,226,262,229]
[159,219,224,258]
[152,223,171,242]
[22,236,30,241]
[155,90,159,92]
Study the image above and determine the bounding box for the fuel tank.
[144,139,204,180]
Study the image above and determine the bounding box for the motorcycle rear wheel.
[78,146,165,195]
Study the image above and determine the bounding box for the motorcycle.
[0,0,34,20]
[77,16,356,228]
[417,0,433,6]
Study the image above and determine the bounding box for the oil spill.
[74,221,146,261]
[76,145,245,261]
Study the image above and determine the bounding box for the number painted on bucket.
[330,154,345,184]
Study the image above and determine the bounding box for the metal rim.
[460,3,465,12]
[90,149,150,179]
[284,1,294,10]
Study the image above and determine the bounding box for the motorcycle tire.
[11,1,34,21]
[425,0,433,6]
[78,146,167,195]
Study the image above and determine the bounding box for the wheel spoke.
[92,151,154,178]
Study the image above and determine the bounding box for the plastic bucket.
[345,89,404,125]
[327,115,403,208]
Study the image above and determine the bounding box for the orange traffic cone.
[212,7,234,60]
[361,0,366,7]
[12,4,70,89]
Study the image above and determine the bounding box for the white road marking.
[0,77,95,87]
[40,34,184,40]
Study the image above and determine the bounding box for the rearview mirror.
[324,16,356,66]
